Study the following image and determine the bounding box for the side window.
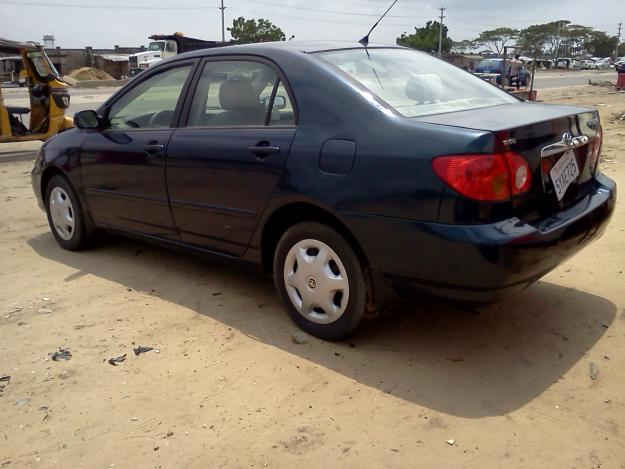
[107,65,191,130]
[269,81,295,126]
[187,60,278,127]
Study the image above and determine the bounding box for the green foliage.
[518,23,553,56]
[452,39,477,53]
[587,31,619,57]
[228,17,286,44]
[474,28,519,55]
[396,21,452,54]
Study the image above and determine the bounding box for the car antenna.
[359,0,400,47]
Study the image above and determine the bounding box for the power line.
[0,0,435,19]
[0,0,209,9]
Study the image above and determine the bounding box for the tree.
[228,17,286,44]
[451,39,477,54]
[544,20,571,58]
[397,21,452,55]
[587,31,619,57]
[565,25,594,56]
[474,28,519,55]
[518,24,553,57]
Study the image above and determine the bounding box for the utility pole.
[438,7,446,57]
[219,0,226,43]
[615,22,622,59]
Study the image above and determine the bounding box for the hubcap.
[283,239,350,324]
[49,187,75,241]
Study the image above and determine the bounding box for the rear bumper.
[348,173,616,302]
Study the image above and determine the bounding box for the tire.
[45,174,89,250]
[273,222,368,341]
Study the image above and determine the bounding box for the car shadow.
[27,232,617,418]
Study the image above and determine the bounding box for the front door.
[166,59,297,255]
[80,63,194,237]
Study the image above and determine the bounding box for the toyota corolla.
[31,42,616,340]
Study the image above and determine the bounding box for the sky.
[0,0,622,48]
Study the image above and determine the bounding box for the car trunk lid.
[416,102,602,222]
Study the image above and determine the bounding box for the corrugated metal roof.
[0,37,40,53]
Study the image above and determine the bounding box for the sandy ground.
[1,86,624,469]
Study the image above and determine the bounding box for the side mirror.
[273,95,286,110]
[74,110,102,130]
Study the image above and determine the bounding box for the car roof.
[177,40,403,60]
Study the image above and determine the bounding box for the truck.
[128,33,223,76]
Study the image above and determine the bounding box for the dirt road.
[1,87,624,469]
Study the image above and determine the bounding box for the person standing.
[616,62,625,91]
[509,55,523,89]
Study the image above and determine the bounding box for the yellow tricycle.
[0,38,73,143]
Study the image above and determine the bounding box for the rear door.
[166,57,297,255]
[80,62,195,237]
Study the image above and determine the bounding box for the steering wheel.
[148,110,174,128]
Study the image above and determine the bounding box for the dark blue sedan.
[31,41,616,340]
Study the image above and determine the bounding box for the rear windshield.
[317,48,517,117]
[476,59,503,71]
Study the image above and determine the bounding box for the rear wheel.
[45,175,89,250]
[273,222,368,341]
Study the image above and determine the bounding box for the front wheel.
[45,174,89,250]
[273,222,368,341]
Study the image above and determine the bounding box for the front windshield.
[317,48,517,117]
[148,42,165,51]
[27,50,60,80]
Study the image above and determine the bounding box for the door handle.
[248,142,280,158]
[145,144,165,155]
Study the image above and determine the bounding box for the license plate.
[549,150,579,201]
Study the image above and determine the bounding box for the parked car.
[556,58,584,70]
[580,59,596,70]
[31,42,616,340]
[595,58,614,70]
[474,58,528,86]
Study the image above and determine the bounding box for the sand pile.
[68,67,114,81]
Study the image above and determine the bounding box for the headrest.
[219,79,260,110]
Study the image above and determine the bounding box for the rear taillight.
[587,125,603,174]
[432,152,532,202]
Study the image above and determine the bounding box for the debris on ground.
[588,79,616,87]
[589,362,600,381]
[291,332,308,345]
[67,67,114,81]
[0,375,10,394]
[38,308,53,314]
[211,292,222,296]
[133,346,154,356]
[49,348,72,361]
[40,406,51,422]
[108,354,127,366]
[446,439,456,446]
[610,111,625,123]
